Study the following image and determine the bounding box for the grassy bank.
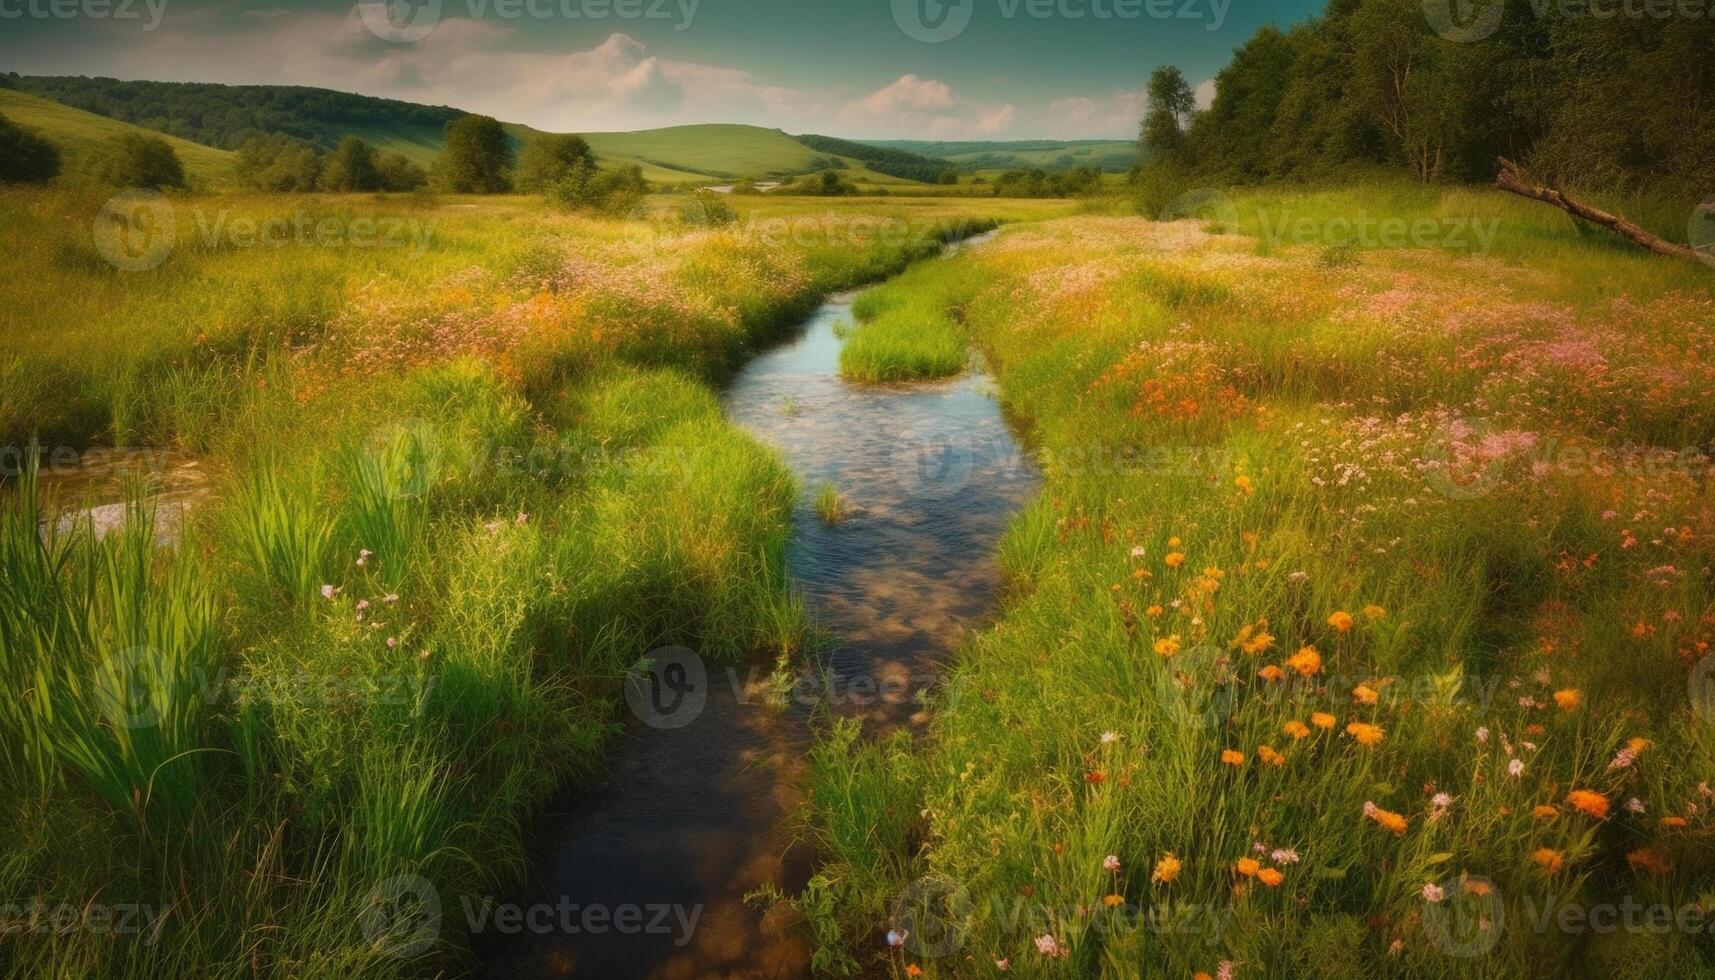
[807,184,1715,978]
[0,188,1068,976]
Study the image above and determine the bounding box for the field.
[807,184,1715,978]
[0,89,237,188]
[0,186,1072,977]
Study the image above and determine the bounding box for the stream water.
[483,235,1038,979]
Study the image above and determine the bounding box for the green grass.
[803,185,1715,977]
[0,186,1033,977]
[838,257,986,383]
[814,483,847,524]
[0,89,237,188]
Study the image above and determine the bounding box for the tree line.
[1139,0,1715,200]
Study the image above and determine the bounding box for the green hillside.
[0,88,235,185]
[581,124,863,180]
[863,138,1139,172]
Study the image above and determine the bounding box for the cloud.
[1044,90,1145,138]
[837,73,1015,138]
[1195,79,1217,111]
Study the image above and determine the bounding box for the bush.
[548,161,647,216]
[679,189,736,227]
[0,111,60,184]
[79,133,185,189]
[319,135,383,192]
[376,151,427,192]
[234,134,323,192]
[516,133,593,193]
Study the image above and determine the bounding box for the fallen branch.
[1493,157,1700,262]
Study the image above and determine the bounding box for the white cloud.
[1044,90,1145,139]
[837,73,1016,138]
[1195,79,1217,111]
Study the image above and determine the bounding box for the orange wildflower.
[1257,665,1285,682]
[1283,720,1311,740]
[1102,893,1124,907]
[1257,868,1284,887]
[1363,604,1386,620]
[1352,684,1379,705]
[1532,848,1564,875]
[1164,552,1186,569]
[1310,712,1336,730]
[1285,646,1322,677]
[1328,611,1355,633]
[1257,745,1285,766]
[1151,853,1181,884]
[1567,790,1610,820]
[1234,857,1260,877]
[1363,802,1408,835]
[1154,636,1182,657]
[1347,722,1385,747]
[1531,805,1559,821]
[1220,749,1245,766]
[1661,816,1689,829]
[1627,848,1672,875]
[1552,689,1581,711]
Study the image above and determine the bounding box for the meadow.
[0,185,1070,977]
[807,183,1715,979]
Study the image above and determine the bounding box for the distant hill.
[794,134,948,183]
[0,87,235,186]
[861,138,1139,172]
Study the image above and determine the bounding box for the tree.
[1140,66,1196,163]
[0,111,61,184]
[319,135,383,192]
[515,133,594,193]
[234,133,323,191]
[376,151,428,192]
[548,160,647,215]
[81,133,185,189]
[436,115,513,194]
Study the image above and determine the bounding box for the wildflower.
[1283,720,1311,740]
[1217,960,1236,980]
[1164,552,1186,569]
[1103,855,1121,872]
[1034,934,1066,958]
[1531,848,1564,875]
[994,959,1010,971]
[1146,604,1164,617]
[1220,749,1245,766]
[1475,726,1490,744]
[1310,712,1336,730]
[1627,848,1672,875]
[1257,868,1284,887]
[1152,853,1181,884]
[320,584,337,600]
[905,966,923,978]
[1552,689,1581,711]
[381,593,400,604]
[1102,893,1124,907]
[1235,475,1255,495]
[1532,805,1558,821]
[1507,758,1525,778]
[1626,737,1652,754]
[1130,546,1147,558]
[515,511,530,525]
[385,636,397,650]
[1154,636,1182,657]
[1662,816,1689,828]
[1258,665,1284,682]
[1352,684,1379,705]
[1431,792,1454,809]
[1234,857,1260,877]
[1257,745,1285,766]
[1328,611,1355,633]
[1624,797,1645,815]
[1363,604,1386,620]
[1421,883,1445,903]
[1347,722,1385,747]
[1286,646,1322,677]
[1609,748,1637,770]
[1567,790,1610,819]
[356,548,373,567]
[1084,770,1107,784]
[1100,730,1119,744]
[886,930,907,948]
[1363,801,1408,835]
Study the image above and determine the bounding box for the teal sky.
[0,0,1327,137]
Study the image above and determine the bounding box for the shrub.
[679,189,736,227]
[0,111,60,184]
[548,160,647,216]
[79,133,185,189]
[234,133,323,192]
[515,133,593,193]
[319,135,383,192]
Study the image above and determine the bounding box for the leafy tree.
[80,133,185,189]
[233,133,323,191]
[1140,66,1196,163]
[319,135,383,192]
[376,151,428,192]
[0,111,60,184]
[548,160,647,215]
[515,133,594,193]
[436,115,513,194]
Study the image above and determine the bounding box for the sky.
[0,0,1326,139]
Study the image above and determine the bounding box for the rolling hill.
[0,88,235,186]
[862,138,1140,172]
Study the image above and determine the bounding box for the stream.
[482,233,1038,979]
